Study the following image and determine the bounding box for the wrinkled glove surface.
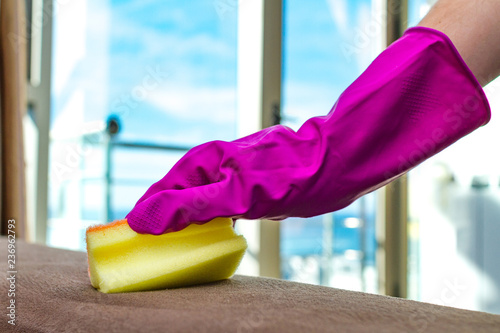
[127,27,490,235]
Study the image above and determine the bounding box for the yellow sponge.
[86,218,247,293]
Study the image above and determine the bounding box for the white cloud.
[110,14,234,61]
[355,2,378,70]
[326,0,349,34]
[147,84,237,124]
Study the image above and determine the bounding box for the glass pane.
[48,0,238,250]
[408,0,500,314]
[280,0,381,292]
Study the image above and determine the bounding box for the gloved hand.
[127,27,490,235]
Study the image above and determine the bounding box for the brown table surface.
[1,237,499,332]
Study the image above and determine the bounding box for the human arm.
[418,0,500,86]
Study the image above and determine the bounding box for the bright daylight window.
[407,0,500,314]
[47,0,382,293]
[48,0,238,250]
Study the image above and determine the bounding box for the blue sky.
[107,0,239,146]
[282,0,374,128]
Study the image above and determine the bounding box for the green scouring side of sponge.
[86,218,247,293]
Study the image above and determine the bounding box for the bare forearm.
[418,0,500,86]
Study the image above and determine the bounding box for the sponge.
[86,217,247,293]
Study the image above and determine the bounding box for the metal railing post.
[381,0,409,298]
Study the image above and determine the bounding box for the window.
[280,0,382,292]
[407,0,500,314]
[47,0,238,250]
[27,0,500,309]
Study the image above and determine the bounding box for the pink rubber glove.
[127,27,490,235]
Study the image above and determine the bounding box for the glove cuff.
[402,26,491,125]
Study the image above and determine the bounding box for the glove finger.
[132,142,226,207]
[126,178,244,235]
